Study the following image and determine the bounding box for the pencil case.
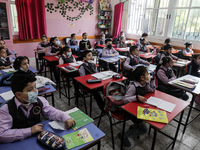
[86,79,102,84]
[37,131,65,150]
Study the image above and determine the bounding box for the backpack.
[153,53,161,65]
[104,81,126,112]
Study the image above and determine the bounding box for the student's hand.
[55,51,60,55]
[31,124,43,135]
[64,118,76,129]
[59,44,63,47]
[111,54,115,56]
[138,96,147,103]
[146,62,150,66]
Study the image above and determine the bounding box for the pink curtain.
[112,2,124,39]
[15,0,47,40]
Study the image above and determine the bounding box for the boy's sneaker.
[117,133,131,147]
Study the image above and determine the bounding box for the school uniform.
[67,39,78,46]
[124,55,148,70]
[102,47,119,57]
[183,48,193,55]
[0,57,13,68]
[118,42,126,48]
[159,52,178,63]
[137,43,148,52]
[187,60,200,77]
[46,46,62,56]
[137,39,150,46]
[79,40,91,50]
[59,54,76,65]
[0,96,71,143]
[117,36,126,42]
[37,42,50,50]
[97,39,105,45]
[105,33,111,39]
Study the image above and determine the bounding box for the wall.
[10,0,100,58]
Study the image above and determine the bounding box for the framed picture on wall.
[80,0,94,4]
[0,2,10,40]
[99,0,111,11]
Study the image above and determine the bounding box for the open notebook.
[0,90,14,101]
[91,71,117,80]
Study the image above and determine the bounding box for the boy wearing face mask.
[79,32,92,50]
[137,38,149,52]
[37,35,50,50]
[68,33,78,46]
[97,33,105,45]
[0,74,76,143]
[46,36,62,56]
[117,31,126,42]
[187,53,200,77]
[0,47,14,69]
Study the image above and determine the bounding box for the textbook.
[61,66,77,72]
[172,80,196,89]
[92,71,117,80]
[62,128,94,149]
[137,106,168,124]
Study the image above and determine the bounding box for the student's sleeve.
[0,105,32,143]
[39,96,71,122]
[139,58,148,64]
[79,41,83,50]
[45,47,56,56]
[6,49,15,56]
[59,58,64,65]
[124,57,132,70]
[72,56,76,63]
[78,65,86,76]
[112,48,119,56]
[123,85,137,104]
[146,79,156,93]
[88,41,92,49]
[102,48,108,57]
[171,54,178,60]
[37,42,44,50]
[157,69,176,84]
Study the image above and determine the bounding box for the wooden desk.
[121,90,189,150]
[0,121,105,150]
[168,75,200,134]
[139,52,156,60]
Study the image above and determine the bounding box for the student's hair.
[164,38,171,44]
[71,33,76,38]
[0,47,5,52]
[82,50,92,58]
[142,33,148,37]
[11,74,36,94]
[156,56,172,72]
[105,39,112,44]
[164,44,172,51]
[13,56,29,70]
[82,32,87,36]
[41,35,47,39]
[120,36,125,41]
[130,46,138,54]
[50,36,57,46]
[0,38,5,43]
[100,33,105,37]
[120,31,124,34]
[62,46,70,52]
[184,42,192,48]
[131,66,147,82]
[140,37,145,42]
[192,53,200,59]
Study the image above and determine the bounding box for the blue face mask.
[20,67,27,72]
[1,57,6,61]
[102,37,105,40]
[22,90,38,103]
[66,52,72,57]
[83,39,88,41]
[55,41,61,46]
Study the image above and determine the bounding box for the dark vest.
[69,40,77,46]
[51,46,60,53]
[129,56,139,66]
[0,57,11,66]
[79,62,96,75]
[132,82,147,96]
[7,97,43,129]
[157,68,172,92]
[41,42,50,48]
[61,55,73,64]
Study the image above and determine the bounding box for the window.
[9,0,18,34]
[127,0,200,41]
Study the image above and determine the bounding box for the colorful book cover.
[68,109,94,130]
[62,128,94,149]
[137,106,168,124]
[62,66,77,72]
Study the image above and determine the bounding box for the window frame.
[8,0,18,35]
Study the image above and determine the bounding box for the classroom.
[0,0,200,149]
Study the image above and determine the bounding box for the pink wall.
[12,0,100,58]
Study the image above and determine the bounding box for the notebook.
[0,90,14,101]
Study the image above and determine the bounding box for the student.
[187,53,200,77]
[59,46,76,65]
[46,36,62,56]
[156,56,189,100]
[124,46,150,70]
[183,42,194,55]
[137,38,149,52]
[118,36,126,48]
[97,33,105,45]
[67,33,78,46]
[119,66,155,147]
[37,35,50,50]
[141,33,150,45]
[159,44,178,63]
[105,30,111,39]
[79,32,92,50]
[117,31,126,42]
[78,50,104,110]
[0,47,13,69]
[160,38,171,51]
[0,74,75,143]
[0,38,15,58]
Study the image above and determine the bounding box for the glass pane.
[159,0,169,8]
[192,0,200,7]
[146,0,155,8]
[168,9,188,39]
[10,4,18,32]
[155,9,168,36]
[172,0,191,8]
[0,2,10,40]
[185,9,200,41]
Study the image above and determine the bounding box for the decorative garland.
[45,0,94,21]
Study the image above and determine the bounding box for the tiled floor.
[30,58,200,150]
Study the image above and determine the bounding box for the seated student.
[137,33,150,46]
[46,36,62,56]
[97,33,105,45]
[118,36,126,48]
[67,33,78,46]
[78,50,104,110]
[159,44,178,63]
[37,35,50,50]
[117,31,126,42]
[0,38,15,58]
[79,32,92,50]
[105,30,111,39]
[0,74,75,143]
[160,38,171,51]
[0,47,13,69]
[187,53,200,77]
[119,66,155,147]
[137,37,149,52]
[59,46,76,65]
[183,42,194,55]
[124,46,150,70]
[156,56,189,100]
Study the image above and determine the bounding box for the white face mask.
[66,52,72,57]
[1,57,6,61]
[20,67,27,72]
[83,39,88,41]
[102,37,105,40]
[21,90,38,103]
[55,41,61,46]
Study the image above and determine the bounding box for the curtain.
[112,2,124,39]
[15,0,47,40]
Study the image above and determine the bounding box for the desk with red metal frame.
[168,74,200,134]
[121,90,189,150]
